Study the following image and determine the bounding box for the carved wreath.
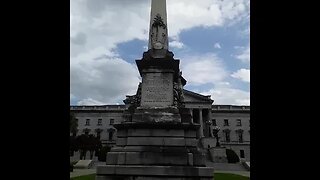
[152,14,167,29]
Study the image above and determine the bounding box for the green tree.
[88,134,98,160]
[98,145,112,162]
[70,112,78,135]
[76,134,90,160]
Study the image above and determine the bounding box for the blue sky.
[70,0,250,106]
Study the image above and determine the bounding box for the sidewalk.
[70,168,96,178]
[70,161,106,178]
[215,170,250,177]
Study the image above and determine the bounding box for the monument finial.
[148,0,168,51]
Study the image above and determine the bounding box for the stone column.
[189,108,193,123]
[208,108,212,137]
[199,109,204,137]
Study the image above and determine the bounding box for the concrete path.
[70,169,96,178]
[215,170,250,177]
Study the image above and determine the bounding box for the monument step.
[96,165,214,179]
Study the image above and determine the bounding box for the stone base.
[96,165,214,180]
[133,107,181,123]
[209,147,227,163]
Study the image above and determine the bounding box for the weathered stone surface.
[124,152,189,165]
[116,129,127,137]
[141,71,174,108]
[106,152,118,165]
[187,153,193,166]
[185,138,198,147]
[209,147,228,163]
[127,129,184,137]
[184,130,197,138]
[97,165,214,177]
[127,137,186,146]
[132,107,181,123]
[116,137,127,146]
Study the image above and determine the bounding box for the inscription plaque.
[141,72,173,107]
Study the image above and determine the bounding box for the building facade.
[70,90,250,162]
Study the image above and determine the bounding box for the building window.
[212,119,217,126]
[85,119,90,126]
[225,131,230,142]
[238,132,243,143]
[240,150,245,158]
[98,119,102,126]
[236,119,242,126]
[97,131,101,139]
[224,119,229,126]
[110,119,114,125]
[109,131,114,140]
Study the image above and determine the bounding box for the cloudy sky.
[70,0,250,106]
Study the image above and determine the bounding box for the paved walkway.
[70,168,96,178]
[70,168,250,178]
[215,170,250,177]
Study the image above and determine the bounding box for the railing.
[212,105,250,111]
[70,105,126,111]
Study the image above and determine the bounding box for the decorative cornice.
[183,89,213,103]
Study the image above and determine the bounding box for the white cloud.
[71,46,141,104]
[77,98,105,106]
[170,41,185,49]
[181,53,228,85]
[214,42,221,49]
[201,85,250,105]
[235,45,250,63]
[167,0,249,36]
[231,69,250,82]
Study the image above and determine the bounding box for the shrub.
[226,149,240,163]
[98,145,112,162]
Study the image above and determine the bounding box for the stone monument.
[96,0,215,179]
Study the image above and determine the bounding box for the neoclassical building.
[70,89,250,162]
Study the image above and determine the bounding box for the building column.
[199,109,204,137]
[189,108,193,123]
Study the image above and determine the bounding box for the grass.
[70,173,249,180]
[70,174,95,180]
[215,173,250,180]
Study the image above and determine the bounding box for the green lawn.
[70,174,95,180]
[70,173,249,180]
[214,173,249,180]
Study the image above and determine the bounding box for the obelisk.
[96,0,215,179]
[148,0,168,50]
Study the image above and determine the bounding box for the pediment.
[183,89,213,103]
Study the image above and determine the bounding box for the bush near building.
[226,149,240,163]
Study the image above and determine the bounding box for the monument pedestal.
[96,2,214,176]
[96,121,214,179]
[96,165,214,180]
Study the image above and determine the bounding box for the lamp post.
[212,126,221,147]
